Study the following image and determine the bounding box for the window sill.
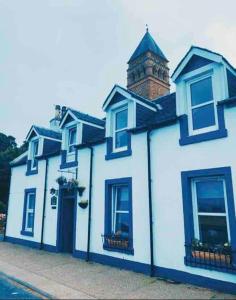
[185,255,236,274]
[103,244,134,255]
[20,230,34,237]
[105,148,132,160]
[179,128,228,145]
[60,150,78,169]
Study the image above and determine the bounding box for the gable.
[61,113,76,127]
[178,55,213,77]
[107,92,126,108]
[27,129,37,141]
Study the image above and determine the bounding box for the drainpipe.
[40,158,49,250]
[86,146,94,261]
[147,129,154,277]
[3,168,12,241]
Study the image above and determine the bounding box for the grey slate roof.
[32,126,62,140]
[128,30,168,63]
[68,108,105,127]
[172,45,236,80]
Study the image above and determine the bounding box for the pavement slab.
[0,242,235,299]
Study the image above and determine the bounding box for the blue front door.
[58,188,76,253]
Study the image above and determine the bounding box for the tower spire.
[127,31,170,100]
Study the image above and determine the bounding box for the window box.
[102,234,133,254]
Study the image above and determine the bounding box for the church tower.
[127,29,170,100]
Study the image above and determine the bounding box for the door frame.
[56,185,77,253]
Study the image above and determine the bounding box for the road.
[0,274,40,299]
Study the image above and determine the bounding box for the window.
[113,106,128,150]
[192,177,229,246]
[31,140,38,169]
[103,178,133,254]
[188,76,217,133]
[112,185,130,237]
[181,167,236,272]
[68,127,76,153]
[21,189,36,236]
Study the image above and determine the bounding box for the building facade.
[5,30,236,294]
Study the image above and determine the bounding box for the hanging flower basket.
[56,176,67,186]
[78,200,88,209]
[78,186,86,196]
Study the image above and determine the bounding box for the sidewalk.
[0,242,235,299]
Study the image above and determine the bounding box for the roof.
[27,125,62,141]
[102,84,158,111]
[10,152,28,167]
[62,108,105,127]
[172,45,236,81]
[128,30,168,63]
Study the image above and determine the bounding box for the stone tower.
[127,29,170,100]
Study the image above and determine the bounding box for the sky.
[0,0,236,144]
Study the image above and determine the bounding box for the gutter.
[147,129,154,277]
[86,146,94,261]
[40,158,49,249]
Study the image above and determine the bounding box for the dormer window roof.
[26,125,62,142]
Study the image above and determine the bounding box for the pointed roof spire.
[128,29,168,63]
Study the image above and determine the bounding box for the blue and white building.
[5,30,236,294]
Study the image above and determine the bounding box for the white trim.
[25,192,35,232]
[172,47,222,82]
[103,85,157,112]
[26,127,39,141]
[60,109,104,129]
[192,177,231,243]
[10,151,28,164]
[112,105,129,152]
[186,72,218,135]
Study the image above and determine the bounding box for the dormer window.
[68,126,76,153]
[113,106,128,151]
[31,139,39,169]
[188,75,217,134]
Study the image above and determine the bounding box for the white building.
[5,30,236,294]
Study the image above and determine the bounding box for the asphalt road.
[0,274,40,299]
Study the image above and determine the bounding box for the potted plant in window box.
[191,239,231,264]
[107,231,129,249]
[78,199,88,209]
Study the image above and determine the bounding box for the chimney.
[50,105,61,131]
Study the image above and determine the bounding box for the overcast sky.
[1,0,236,144]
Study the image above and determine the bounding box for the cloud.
[205,22,236,66]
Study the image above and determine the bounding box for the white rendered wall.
[151,106,236,284]
[76,132,151,265]
[6,160,46,243]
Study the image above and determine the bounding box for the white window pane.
[116,109,128,130]
[27,212,34,229]
[115,131,128,148]
[192,103,216,130]
[196,180,225,213]
[190,77,213,106]
[198,215,228,245]
[115,213,129,237]
[116,186,129,211]
[28,194,35,209]
[69,128,76,144]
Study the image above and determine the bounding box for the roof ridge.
[69,108,105,123]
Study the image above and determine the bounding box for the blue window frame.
[21,188,36,237]
[103,177,133,254]
[181,167,236,273]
